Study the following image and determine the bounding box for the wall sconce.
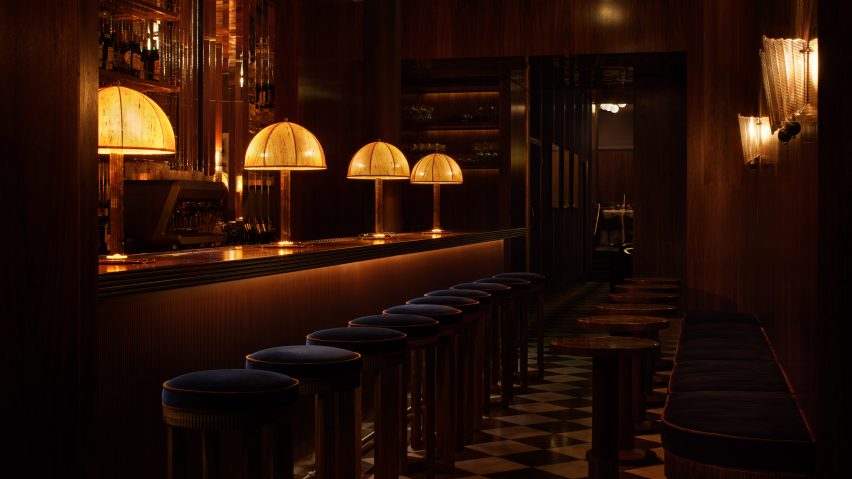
[737,115,776,168]
[244,121,326,246]
[98,86,176,260]
[598,103,627,113]
[760,36,818,143]
[347,140,410,238]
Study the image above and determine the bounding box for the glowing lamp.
[410,153,463,233]
[347,141,410,237]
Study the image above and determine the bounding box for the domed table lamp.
[410,153,463,233]
[347,141,410,238]
[98,86,176,260]
[244,121,326,246]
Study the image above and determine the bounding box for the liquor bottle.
[103,26,114,70]
[131,30,142,78]
[140,38,149,80]
[120,28,132,73]
[150,40,161,82]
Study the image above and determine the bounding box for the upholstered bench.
[662,311,815,479]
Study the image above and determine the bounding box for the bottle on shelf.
[149,38,160,82]
[131,27,142,78]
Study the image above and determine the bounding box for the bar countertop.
[98,228,525,298]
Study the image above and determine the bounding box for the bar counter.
[99,228,525,297]
[94,228,524,478]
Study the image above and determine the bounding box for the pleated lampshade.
[410,153,463,184]
[347,141,410,179]
[245,121,326,170]
[98,86,175,155]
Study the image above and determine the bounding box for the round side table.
[549,336,659,479]
[577,316,669,451]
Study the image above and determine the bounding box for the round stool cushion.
[306,326,407,354]
[494,272,546,285]
[246,345,362,379]
[350,314,439,338]
[426,289,492,305]
[162,369,299,412]
[475,277,532,291]
[383,304,463,325]
[407,295,480,315]
[452,282,511,298]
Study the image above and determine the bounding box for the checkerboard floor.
[390,281,680,479]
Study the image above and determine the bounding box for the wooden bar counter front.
[93,229,523,479]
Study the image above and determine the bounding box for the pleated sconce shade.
[410,153,463,184]
[98,86,176,155]
[245,121,326,170]
[347,141,410,179]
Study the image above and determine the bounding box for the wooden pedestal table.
[549,336,659,479]
[623,276,680,285]
[595,303,677,317]
[576,316,669,443]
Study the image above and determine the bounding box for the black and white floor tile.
[379,281,678,479]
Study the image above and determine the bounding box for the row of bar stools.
[161,369,300,479]
[495,272,547,380]
[306,327,408,479]
[245,345,363,479]
[451,282,511,412]
[407,294,481,450]
[475,276,533,404]
[384,303,464,473]
[349,314,440,478]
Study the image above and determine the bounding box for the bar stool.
[245,345,363,479]
[451,282,511,411]
[162,369,300,479]
[382,304,463,473]
[407,295,480,449]
[475,276,533,404]
[425,288,492,432]
[595,303,678,317]
[348,313,439,478]
[495,272,547,380]
[305,327,407,479]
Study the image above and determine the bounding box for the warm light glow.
[430,228,444,233]
[410,153,464,184]
[235,174,243,194]
[106,253,128,261]
[276,240,295,246]
[598,103,627,114]
[738,115,775,168]
[244,121,326,170]
[347,141,410,180]
[98,86,176,155]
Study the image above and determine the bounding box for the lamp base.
[419,228,451,235]
[260,240,309,249]
[98,254,155,265]
[358,232,395,240]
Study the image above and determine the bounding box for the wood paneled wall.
[816,0,851,474]
[1,1,98,478]
[595,150,633,204]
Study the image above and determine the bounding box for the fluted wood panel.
[93,241,503,478]
[1,1,98,478]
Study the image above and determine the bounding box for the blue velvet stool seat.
[382,304,463,473]
[475,277,533,404]
[407,295,481,449]
[162,369,300,479]
[350,314,439,478]
[306,327,407,479]
[246,345,363,479]
[495,272,547,380]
